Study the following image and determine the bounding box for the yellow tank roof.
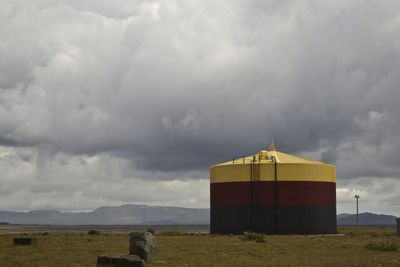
[212,149,335,167]
[210,143,336,183]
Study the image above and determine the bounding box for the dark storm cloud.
[1,0,400,179]
[1,0,399,176]
[1,0,400,213]
[0,135,26,146]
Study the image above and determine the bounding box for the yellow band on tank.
[210,163,336,184]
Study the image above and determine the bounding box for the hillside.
[337,212,397,226]
[0,204,209,225]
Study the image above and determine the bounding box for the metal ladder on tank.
[271,155,278,234]
[250,155,262,230]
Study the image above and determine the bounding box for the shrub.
[241,231,265,243]
[147,228,156,235]
[364,241,399,251]
[88,230,100,235]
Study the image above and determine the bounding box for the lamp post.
[354,195,360,228]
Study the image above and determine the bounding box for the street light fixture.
[354,194,360,228]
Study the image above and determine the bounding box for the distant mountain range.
[336,212,397,226]
[0,204,209,225]
[0,205,398,226]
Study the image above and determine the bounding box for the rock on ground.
[129,232,157,262]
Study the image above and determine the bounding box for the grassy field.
[0,227,399,266]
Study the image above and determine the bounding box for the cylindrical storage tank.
[210,145,336,235]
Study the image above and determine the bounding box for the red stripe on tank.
[210,181,336,206]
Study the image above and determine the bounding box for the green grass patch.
[88,230,100,235]
[364,241,399,251]
[240,231,265,243]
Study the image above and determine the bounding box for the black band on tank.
[210,205,337,235]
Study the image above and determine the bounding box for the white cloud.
[0,145,209,211]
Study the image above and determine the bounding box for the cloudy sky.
[1,0,400,216]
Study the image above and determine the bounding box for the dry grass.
[0,227,399,267]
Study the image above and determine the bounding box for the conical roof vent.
[269,138,276,151]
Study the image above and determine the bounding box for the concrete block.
[13,237,37,246]
[97,255,145,267]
